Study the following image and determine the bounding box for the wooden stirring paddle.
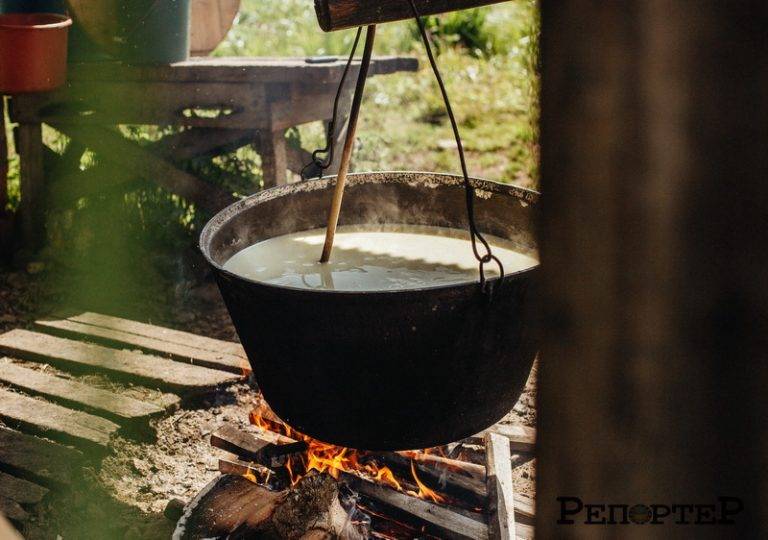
[319,24,376,263]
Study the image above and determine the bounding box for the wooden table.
[8,56,417,249]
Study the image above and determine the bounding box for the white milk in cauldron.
[223,225,538,292]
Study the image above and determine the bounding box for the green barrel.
[67,0,190,64]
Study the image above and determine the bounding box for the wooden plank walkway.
[37,316,246,374]
[0,330,241,392]
[0,359,165,426]
[0,387,119,451]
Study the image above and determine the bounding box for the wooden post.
[0,98,8,211]
[15,122,45,250]
[485,433,516,540]
[537,2,768,537]
[259,128,288,188]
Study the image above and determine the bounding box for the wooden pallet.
[0,359,166,426]
[0,312,248,531]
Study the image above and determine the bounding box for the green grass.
[215,0,540,187]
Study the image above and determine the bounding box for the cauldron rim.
[199,170,540,296]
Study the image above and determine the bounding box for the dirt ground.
[1,266,537,539]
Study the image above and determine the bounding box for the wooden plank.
[61,312,246,359]
[348,475,489,540]
[211,425,307,467]
[35,319,246,375]
[0,330,241,392]
[485,433,516,540]
[315,0,505,31]
[0,495,28,523]
[51,124,236,213]
[0,472,48,506]
[64,56,418,84]
[218,457,272,478]
[0,358,164,425]
[513,493,535,523]
[0,427,82,487]
[515,522,534,540]
[153,128,257,162]
[475,424,536,454]
[0,387,119,451]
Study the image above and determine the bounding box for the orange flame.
[408,461,445,504]
[249,400,445,502]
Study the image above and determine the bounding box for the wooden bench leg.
[260,129,288,188]
[15,122,45,250]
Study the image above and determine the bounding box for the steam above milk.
[223,225,538,292]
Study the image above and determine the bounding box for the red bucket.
[0,13,72,93]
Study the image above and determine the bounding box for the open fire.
[249,398,446,503]
[178,392,532,539]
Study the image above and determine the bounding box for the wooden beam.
[50,124,236,213]
[259,129,288,188]
[314,0,507,32]
[62,56,418,84]
[485,433,515,540]
[538,1,768,536]
[153,128,258,162]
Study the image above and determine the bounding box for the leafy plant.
[417,9,497,57]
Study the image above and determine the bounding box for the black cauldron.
[200,172,540,450]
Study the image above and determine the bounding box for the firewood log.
[173,474,364,539]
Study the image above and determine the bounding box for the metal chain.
[301,27,364,180]
[406,0,505,294]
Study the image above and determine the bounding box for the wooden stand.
[7,56,417,250]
